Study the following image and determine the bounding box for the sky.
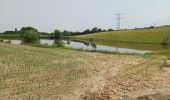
[0,0,170,32]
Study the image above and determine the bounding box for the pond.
[9,39,151,54]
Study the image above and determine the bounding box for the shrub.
[54,40,64,47]
[21,30,39,43]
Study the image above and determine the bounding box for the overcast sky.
[0,0,170,32]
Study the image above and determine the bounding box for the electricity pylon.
[116,13,123,30]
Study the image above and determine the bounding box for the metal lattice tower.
[116,13,123,30]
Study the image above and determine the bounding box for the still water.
[9,39,150,54]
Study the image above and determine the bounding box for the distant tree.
[21,27,38,32]
[53,30,63,40]
[15,28,17,32]
[74,31,81,35]
[108,29,114,31]
[83,29,91,34]
[149,26,154,28]
[102,30,107,32]
[91,27,98,33]
[97,28,102,32]
[63,30,71,36]
[39,32,50,35]
[63,30,68,33]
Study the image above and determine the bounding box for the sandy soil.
[78,57,170,100]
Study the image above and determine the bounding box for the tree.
[83,29,91,34]
[102,30,107,32]
[21,30,39,43]
[91,27,98,33]
[108,29,114,31]
[21,27,38,32]
[15,28,17,32]
[149,26,154,28]
[97,28,102,32]
[63,30,71,36]
[54,30,63,40]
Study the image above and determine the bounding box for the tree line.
[1,27,114,36]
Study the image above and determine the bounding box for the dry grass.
[0,43,144,99]
[79,54,170,99]
[1,43,169,100]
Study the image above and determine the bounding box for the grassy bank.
[73,26,170,45]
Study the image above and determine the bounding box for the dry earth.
[0,43,170,100]
[79,56,170,100]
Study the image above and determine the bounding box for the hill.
[71,26,170,51]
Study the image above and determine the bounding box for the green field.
[73,26,170,50]
[0,34,51,39]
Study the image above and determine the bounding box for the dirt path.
[62,56,146,100]
[77,56,170,100]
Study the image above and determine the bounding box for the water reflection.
[10,40,22,45]
[162,44,168,49]
[91,43,97,48]
[40,39,54,45]
[161,39,168,49]
[66,40,70,45]
[9,39,153,54]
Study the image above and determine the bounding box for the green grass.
[71,26,170,51]
[73,26,170,45]
[30,42,64,48]
[0,34,52,39]
[0,34,20,39]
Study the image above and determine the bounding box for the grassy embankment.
[72,26,170,50]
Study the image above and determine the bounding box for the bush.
[54,40,64,47]
[21,30,39,43]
